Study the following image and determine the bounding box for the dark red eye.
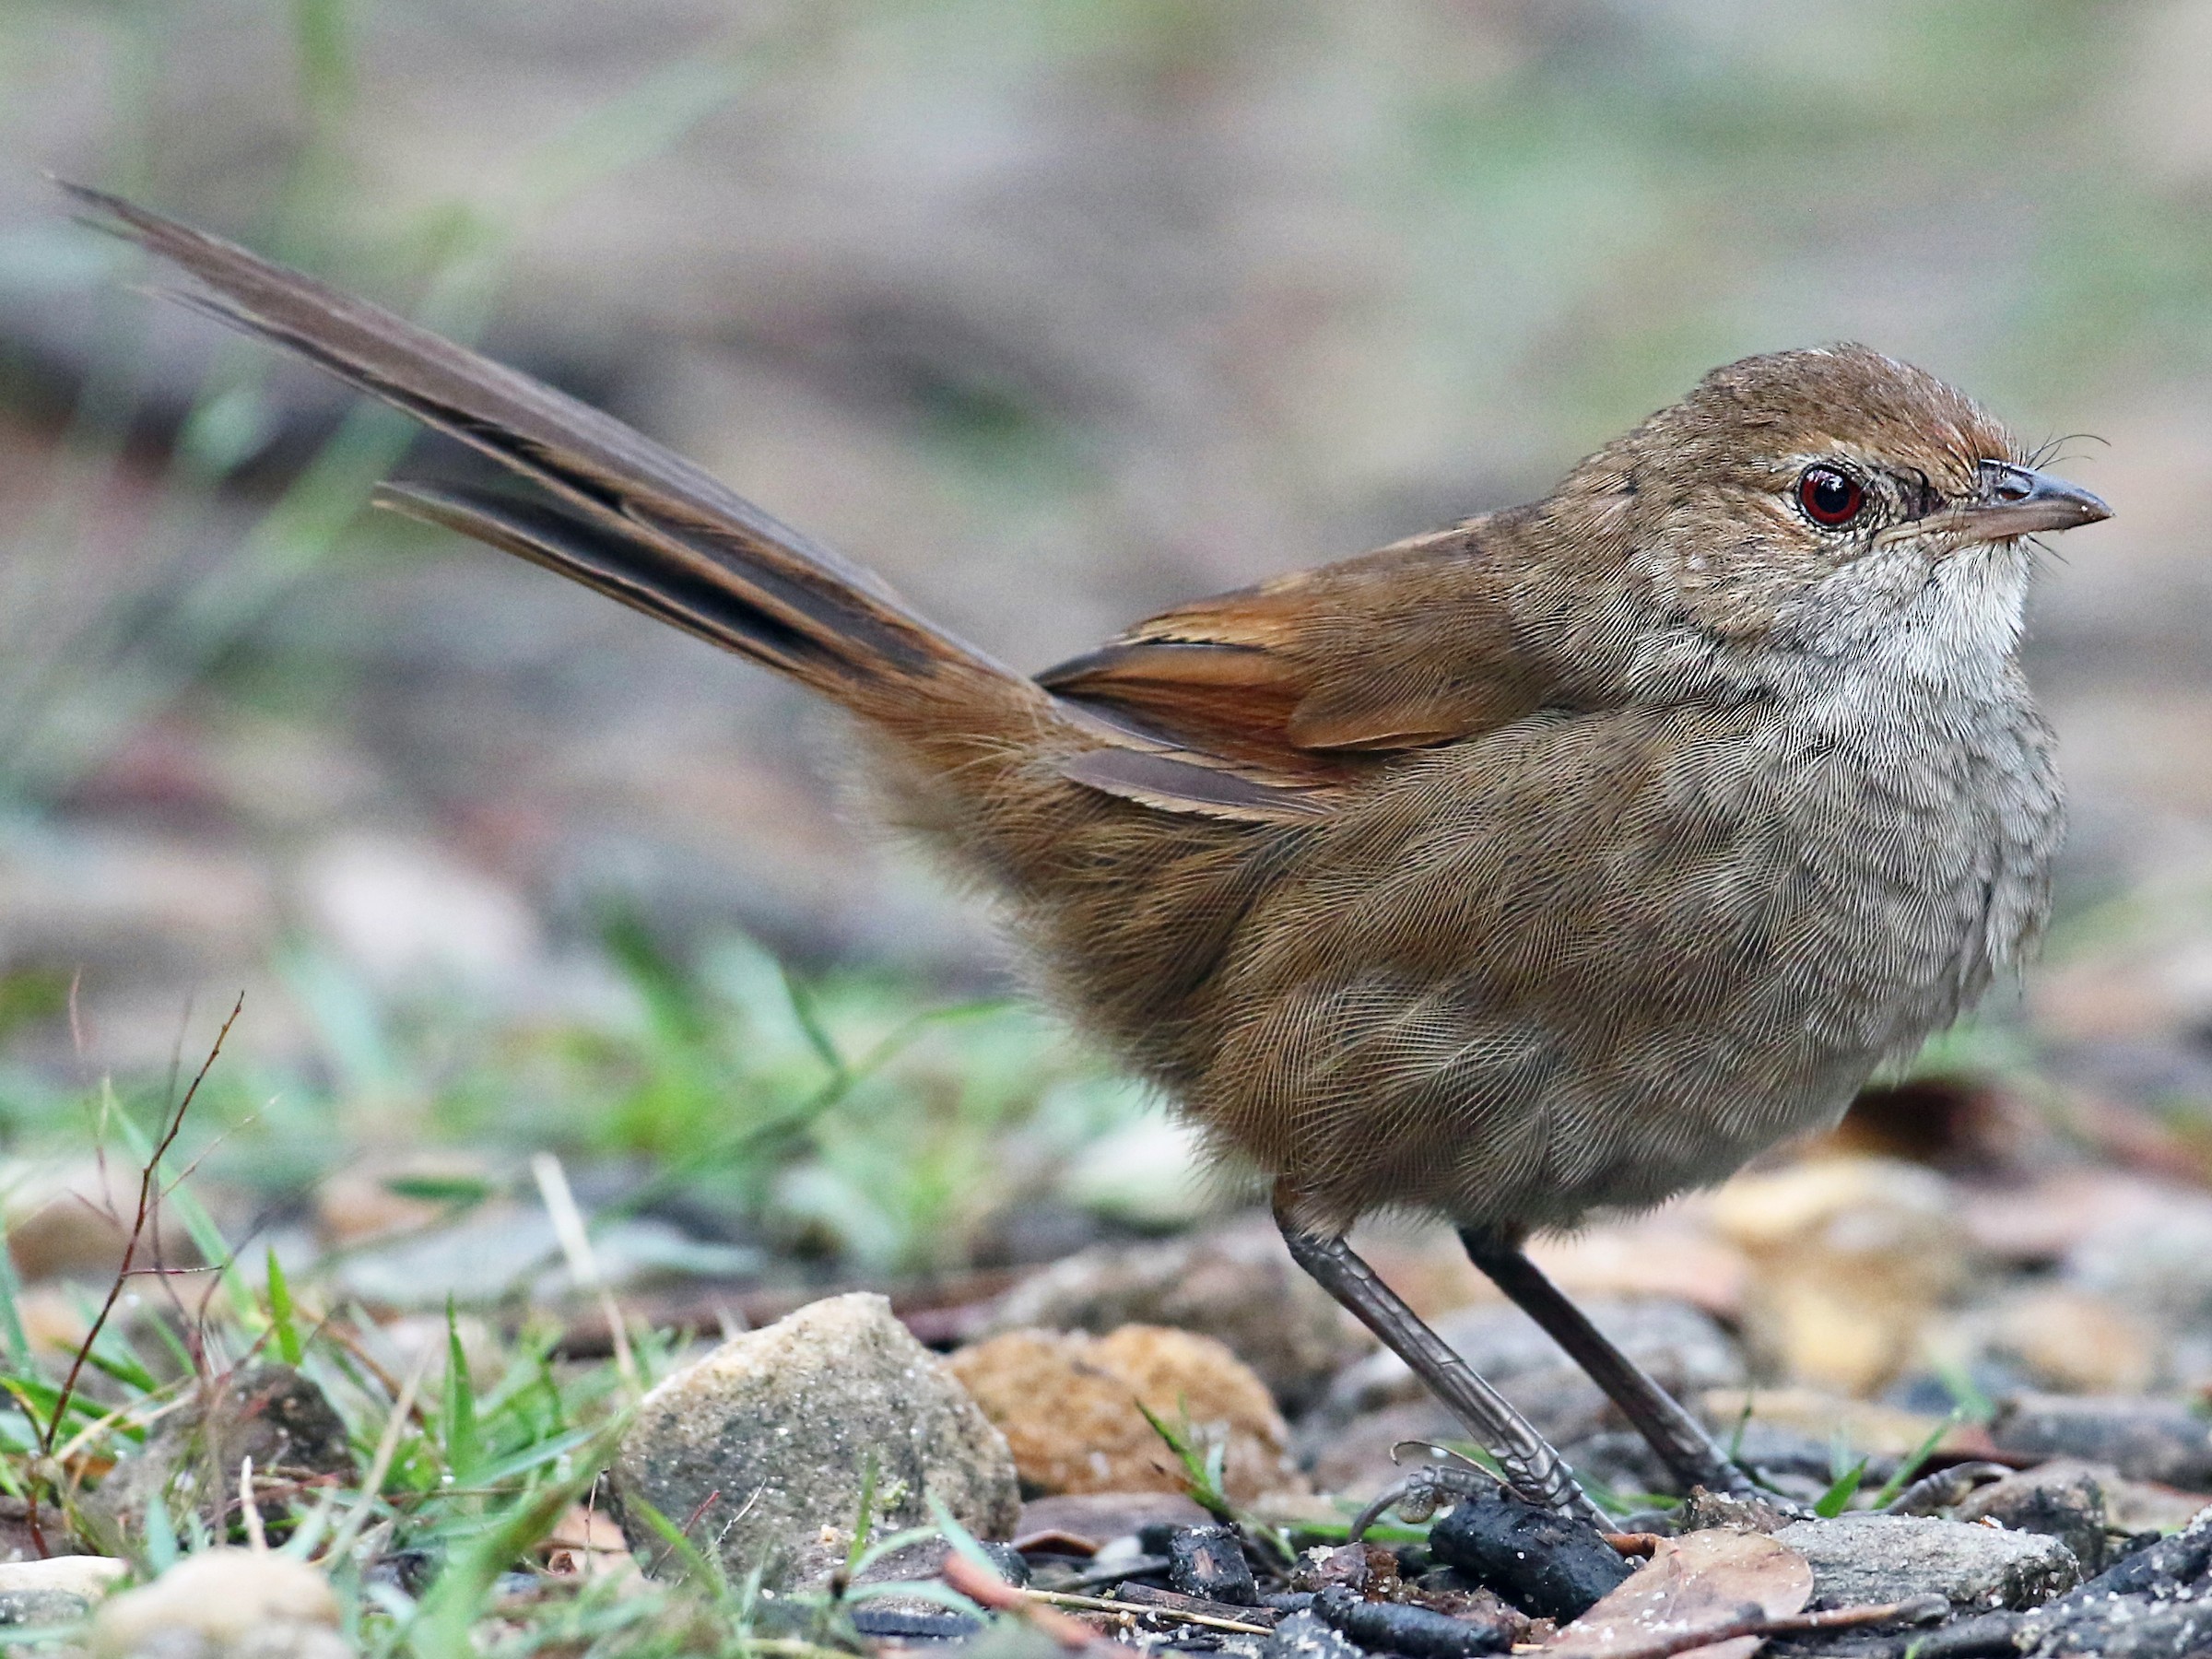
[1798,465,1865,527]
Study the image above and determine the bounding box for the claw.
[1347,1443,1500,1539]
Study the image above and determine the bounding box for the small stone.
[1772,1512,2079,1612]
[0,1158,205,1282]
[85,1365,354,1544]
[299,830,541,994]
[1677,1488,1799,1533]
[1990,1393,2212,1488]
[2099,1471,2212,1535]
[90,1549,342,1657]
[1288,1544,1383,1594]
[1711,1155,1969,1396]
[612,1292,1018,1590]
[1427,1488,1634,1621]
[1263,1607,1366,1659]
[1167,1524,1257,1606]
[2020,1509,2212,1659]
[2065,1186,2212,1332]
[0,1555,127,1625]
[984,1218,1366,1411]
[947,1324,1298,1502]
[1977,1287,2160,1395]
[1956,1460,2113,1574]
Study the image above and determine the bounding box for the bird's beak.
[1954,461,2112,543]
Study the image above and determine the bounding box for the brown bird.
[66,185,2111,1523]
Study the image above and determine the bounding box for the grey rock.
[1991,1393,2212,1488]
[612,1291,1018,1589]
[0,1587,94,1626]
[1957,1460,2113,1574]
[1773,1513,2079,1612]
[0,1556,125,1625]
[985,1218,1364,1411]
[2065,1189,2212,1332]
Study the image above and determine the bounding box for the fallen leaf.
[1547,1529,1812,1659]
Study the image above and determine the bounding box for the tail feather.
[63,182,1335,826]
[376,482,855,680]
[63,181,1023,705]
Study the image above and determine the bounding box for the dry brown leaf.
[1547,1529,1812,1659]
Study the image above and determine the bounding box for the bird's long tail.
[61,183,1053,745]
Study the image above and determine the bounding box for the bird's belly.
[1192,694,2060,1233]
[1514,701,2059,1225]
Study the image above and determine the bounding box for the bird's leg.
[1457,1225,1758,1498]
[1271,1187,1603,1525]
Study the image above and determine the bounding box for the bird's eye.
[1797,465,1865,527]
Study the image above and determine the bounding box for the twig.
[532,1152,636,1388]
[649,1487,723,1578]
[943,1553,1127,1651]
[1021,1583,1275,1636]
[27,993,243,1556]
[240,1456,266,1551]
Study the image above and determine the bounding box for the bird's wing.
[1039,528,1580,774]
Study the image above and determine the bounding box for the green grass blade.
[441,1303,480,1482]
[1815,1457,1868,1519]
[265,1247,303,1367]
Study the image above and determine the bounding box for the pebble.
[1168,1524,1258,1606]
[0,1555,127,1625]
[1956,1459,2114,1574]
[1710,1155,1969,1396]
[1263,1607,1367,1659]
[0,1157,197,1282]
[2065,1186,2212,1333]
[1975,1285,2161,1395]
[1425,1488,1634,1621]
[1772,1512,2079,1612]
[947,1324,1298,1501]
[612,1292,1018,1589]
[1991,1393,2212,1488]
[984,1217,1367,1410]
[86,1364,354,1540]
[89,1549,344,1658]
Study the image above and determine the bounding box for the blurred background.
[1,0,2211,1371]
